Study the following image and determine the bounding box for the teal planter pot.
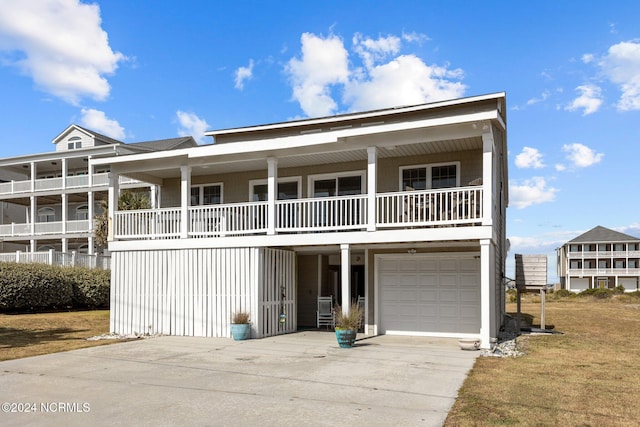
[335,329,357,348]
[230,323,251,340]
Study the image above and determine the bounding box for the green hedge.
[0,262,110,311]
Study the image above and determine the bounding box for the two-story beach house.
[0,125,196,265]
[96,92,509,348]
[557,225,640,292]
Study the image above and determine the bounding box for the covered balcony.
[112,185,484,240]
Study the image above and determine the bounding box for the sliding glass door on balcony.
[310,173,365,229]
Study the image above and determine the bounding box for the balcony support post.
[108,172,119,242]
[61,158,67,190]
[341,243,351,315]
[482,125,494,226]
[480,239,493,349]
[267,157,277,235]
[180,165,191,239]
[367,147,377,232]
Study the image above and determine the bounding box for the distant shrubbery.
[0,262,110,311]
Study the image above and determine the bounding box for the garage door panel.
[379,255,480,335]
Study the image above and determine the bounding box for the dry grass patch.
[0,310,130,361]
[446,296,640,426]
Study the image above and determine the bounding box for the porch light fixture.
[408,248,417,255]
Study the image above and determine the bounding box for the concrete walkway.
[0,332,479,426]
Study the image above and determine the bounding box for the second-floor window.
[191,184,222,205]
[400,162,460,190]
[76,205,89,220]
[37,207,55,223]
[250,178,301,201]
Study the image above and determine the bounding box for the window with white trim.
[190,184,223,205]
[250,177,301,201]
[399,162,460,190]
[308,171,365,197]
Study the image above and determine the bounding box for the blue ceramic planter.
[335,329,357,348]
[230,323,251,340]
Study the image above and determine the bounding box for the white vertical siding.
[110,247,296,338]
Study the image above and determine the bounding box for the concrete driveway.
[0,332,478,426]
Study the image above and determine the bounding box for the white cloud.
[598,40,640,111]
[79,108,125,140]
[234,59,254,90]
[565,84,603,115]
[581,53,595,64]
[285,33,349,117]
[176,110,210,144]
[561,143,604,167]
[526,90,550,106]
[353,33,401,69]
[285,31,466,117]
[554,163,566,172]
[344,55,465,112]
[509,177,558,209]
[515,147,545,169]
[0,0,125,105]
[401,31,430,44]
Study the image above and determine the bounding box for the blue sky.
[1,0,639,282]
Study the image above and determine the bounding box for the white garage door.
[570,278,589,291]
[619,278,638,291]
[378,254,480,335]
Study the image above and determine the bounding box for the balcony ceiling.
[188,136,482,177]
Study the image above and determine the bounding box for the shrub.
[578,287,613,299]
[63,267,111,308]
[615,285,626,295]
[553,289,573,299]
[0,262,110,311]
[506,289,517,303]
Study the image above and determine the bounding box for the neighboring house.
[96,92,509,348]
[557,225,640,292]
[0,125,197,257]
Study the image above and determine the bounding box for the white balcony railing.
[190,202,268,237]
[568,251,640,259]
[0,220,93,237]
[111,187,484,241]
[568,268,640,276]
[276,194,367,232]
[0,173,144,196]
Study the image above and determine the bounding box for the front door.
[597,277,608,289]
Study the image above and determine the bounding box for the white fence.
[110,247,295,338]
[0,249,110,270]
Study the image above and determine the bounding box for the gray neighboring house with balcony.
[557,225,640,292]
[0,124,196,267]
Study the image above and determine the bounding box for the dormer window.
[67,136,82,150]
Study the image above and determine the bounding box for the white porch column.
[480,238,493,349]
[61,158,67,190]
[30,161,36,192]
[107,172,119,242]
[481,125,494,226]
[341,244,351,314]
[30,196,36,236]
[62,237,68,253]
[61,193,67,237]
[367,146,377,232]
[267,157,278,235]
[87,158,95,255]
[30,162,36,246]
[180,165,191,239]
[150,185,157,209]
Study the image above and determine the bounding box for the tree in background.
[94,190,151,252]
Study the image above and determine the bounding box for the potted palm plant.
[230,311,251,340]
[334,302,363,348]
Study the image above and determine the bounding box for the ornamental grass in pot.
[334,302,363,348]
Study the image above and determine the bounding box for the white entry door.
[377,254,480,335]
